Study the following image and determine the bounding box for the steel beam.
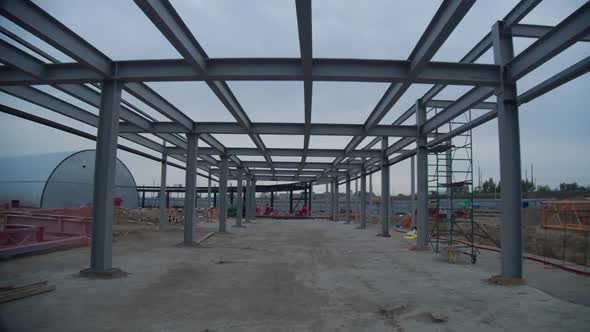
[518,56,590,104]
[0,0,112,75]
[0,58,502,86]
[134,0,272,169]
[508,2,590,81]
[359,0,540,155]
[422,87,495,134]
[322,0,474,182]
[183,133,198,244]
[119,121,417,137]
[124,82,193,130]
[511,23,590,42]
[0,37,196,152]
[295,0,313,175]
[88,79,121,272]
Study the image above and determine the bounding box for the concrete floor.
[1,218,589,331]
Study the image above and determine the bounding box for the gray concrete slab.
[1,219,589,331]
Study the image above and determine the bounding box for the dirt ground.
[1,218,589,331]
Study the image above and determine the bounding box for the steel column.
[355,177,359,223]
[334,179,339,222]
[380,136,391,237]
[207,166,212,207]
[251,178,257,220]
[345,172,351,223]
[360,157,367,229]
[493,21,523,279]
[289,190,293,213]
[218,155,228,233]
[245,177,251,223]
[308,182,313,215]
[416,99,429,246]
[88,79,122,272]
[270,191,274,210]
[183,133,198,244]
[369,172,373,220]
[234,167,243,227]
[410,155,416,227]
[159,149,167,229]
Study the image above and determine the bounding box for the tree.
[559,182,584,192]
[536,184,552,192]
[481,177,497,193]
[521,179,535,192]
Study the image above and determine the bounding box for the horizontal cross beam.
[0,59,501,86]
[119,122,417,137]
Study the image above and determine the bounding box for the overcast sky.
[0,0,588,195]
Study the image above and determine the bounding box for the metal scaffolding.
[0,0,588,278]
[427,108,478,263]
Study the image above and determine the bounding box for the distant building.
[0,150,138,208]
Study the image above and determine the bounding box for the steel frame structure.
[0,0,589,278]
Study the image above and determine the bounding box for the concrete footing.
[174,241,201,248]
[410,245,431,251]
[79,268,128,279]
[487,275,527,286]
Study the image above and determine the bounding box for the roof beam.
[322,0,474,180]
[165,147,381,158]
[133,0,207,74]
[119,121,417,137]
[0,0,111,75]
[422,87,494,134]
[511,23,590,42]
[364,0,475,131]
[508,2,590,81]
[134,0,271,170]
[360,0,541,159]
[295,0,313,176]
[0,59,501,86]
[124,82,193,130]
[0,85,165,153]
[518,56,590,105]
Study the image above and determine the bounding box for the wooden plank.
[0,281,55,303]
